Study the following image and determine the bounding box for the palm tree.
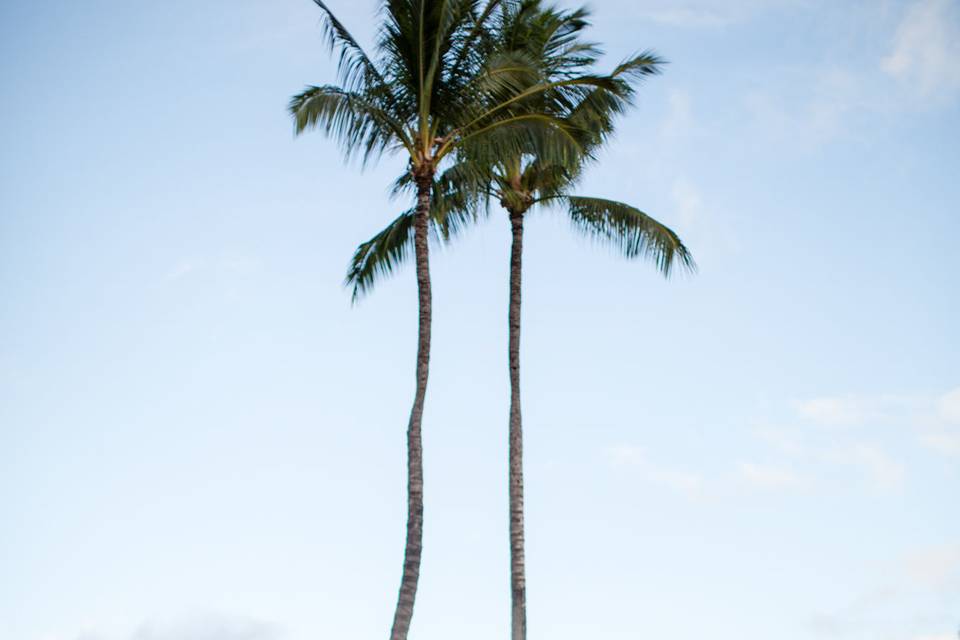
[343,4,695,639]
[484,120,697,640]
[289,2,617,638]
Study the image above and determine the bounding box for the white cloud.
[613,387,960,498]
[671,178,703,230]
[668,177,740,257]
[660,89,694,139]
[905,544,960,588]
[606,445,704,497]
[637,7,732,28]
[70,614,281,640]
[218,255,263,276]
[920,432,960,456]
[608,446,813,497]
[753,427,808,456]
[826,443,906,491]
[797,395,877,428]
[882,0,960,100]
[738,462,809,491]
[133,617,277,640]
[646,467,705,496]
[607,444,646,468]
[921,387,960,456]
[810,544,960,637]
[794,389,960,458]
[744,69,870,151]
[795,393,926,428]
[757,388,960,485]
[742,0,960,151]
[165,259,201,281]
[938,387,960,425]
[631,0,806,28]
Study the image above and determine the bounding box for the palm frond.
[289,85,414,162]
[611,50,666,81]
[564,196,696,277]
[312,0,387,93]
[346,208,417,302]
[347,165,488,301]
[449,0,508,73]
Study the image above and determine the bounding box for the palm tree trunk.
[508,210,527,640]
[390,173,433,640]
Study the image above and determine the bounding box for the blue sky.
[1,1,958,639]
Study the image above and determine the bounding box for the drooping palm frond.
[289,85,414,163]
[562,51,665,152]
[346,208,417,302]
[312,0,388,94]
[563,196,696,277]
[611,50,666,82]
[347,164,483,301]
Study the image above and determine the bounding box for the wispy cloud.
[795,393,924,428]
[630,0,806,28]
[796,395,878,428]
[606,445,705,497]
[922,387,960,456]
[882,0,960,101]
[795,387,960,458]
[659,89,694,140]
[165,259,201,281]
[740,0,960,151]
[764,387,960,489]
[671,178,703,231]
[737,462,810,491]
[824,443,906,491]
[920,432,960,456]
[742,67,871,149]
[905,543,960,589]
[162,254,264,288]
[607,444,646,468]
[757,429,908,492]
[72,614,281,640]
[636,7,733,28]
[939,388,960,425]
[623,387,957,502]
[810,543,960,637]
[754,427,809,456]
[608,446,812,497]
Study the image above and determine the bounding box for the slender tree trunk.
[390,173,433,640]
[508,210,527,640]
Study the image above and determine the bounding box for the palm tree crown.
[344,1,692,297]
[290,0,619,182]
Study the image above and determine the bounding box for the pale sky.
[1,1,958,640]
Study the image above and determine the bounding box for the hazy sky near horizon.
[1,1,958,640]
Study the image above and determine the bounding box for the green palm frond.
[289,85,414,162]
[564,196,696,277]
[346,166,485,301]
[312,0,387,93]
[611,50,666,82]
[346,208,417,303]
[449,0,508,73]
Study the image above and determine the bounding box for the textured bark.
[389,173,433,640]
[508,210,527,640]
